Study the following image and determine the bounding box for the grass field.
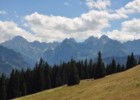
[14,65,140,100]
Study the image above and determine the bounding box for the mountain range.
[1,36,59,66]
[43,35,133,65]
[1,35,140,74]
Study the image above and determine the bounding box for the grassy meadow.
[14,65,140,100]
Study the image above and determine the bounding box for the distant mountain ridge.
[123,40,140,55]
[1,35,140,66]
[43,35,130,65]
[2,36,59,66]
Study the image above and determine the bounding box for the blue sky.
[0,0,140,43]
[0,0,130,18]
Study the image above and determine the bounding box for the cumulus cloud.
[24,10,125,42]
[122,19,140,33]
[107,18,140,42]
[0,21,36,43]
[0,0,139,43]
[116,0,140,17]
[86,0,111,10]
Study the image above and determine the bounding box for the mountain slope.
[2,36,59,66]
[123,39,140,55]
[101,40,128,58]
[15,65,140,100]
[0,45,28,75]
[44,38,79,64]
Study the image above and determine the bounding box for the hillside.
[0,45,28,75]
[14,65,140,100]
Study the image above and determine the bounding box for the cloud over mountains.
[0,0,139,43]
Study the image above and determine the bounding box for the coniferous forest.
[0,52,139,100]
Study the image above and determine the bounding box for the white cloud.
[122,18,140,33]
[0,0,139,43]
[107,18,140,42]
[24,10,125,42]
[0,21,36,43]
[86,0,111,10]
[107,30,140,43]
[0,10,7,15]
[117,0,140,17]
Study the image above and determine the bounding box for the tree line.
[0,52,139,100]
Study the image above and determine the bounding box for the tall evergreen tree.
[126,53,137,69]
[60,63,67,85]
[33,58,45,93]
[19,70,27,96]
[117,63,121,72]
[51,65,62,88]
[121,64,125,71]
[76,61,84,79]
[126,55,131,69]
[67,59,80,86]
[7,70,21,99]
[0,74,7,100]
[44,62,51,89]
[130,52,137,67]
[138,57,140,64]
[110,59,117,74]
[83,59,89,79]
[55,67,62,87]
[24,68,33,94]
[106,64,111,75]
[94,51,106,79]
[89,59,94,78]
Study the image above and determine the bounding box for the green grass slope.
[14,65,140,100]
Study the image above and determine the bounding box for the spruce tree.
[51,65,57,88]
[126,53,137,69]
[106,64,111,75]
[44,62,51,89]
[76,61,84,79]
[19,70,27,96]
[55,67,62,87]
[51,65,62,87]
[67,59,80,86]
[94,51,106,79]
[139,57,140,64]
[0,74,7,100]
[110,59,117,74]
[24,68,33,94]
[33,58,45,92]
[61,63,67,85]
[117,63,121,72]
[7,70,21,99]
[130,52,137,67]
[126,55,131,69]
[121,64,125,71]
[82,59,89,79]
[89,59,94,78]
